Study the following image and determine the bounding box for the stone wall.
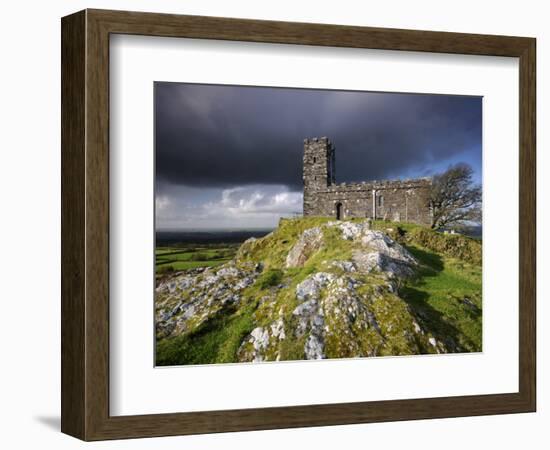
[303,137,432,226]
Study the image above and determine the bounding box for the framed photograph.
[61,9,536,441]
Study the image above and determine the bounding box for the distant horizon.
[156,223,483,233]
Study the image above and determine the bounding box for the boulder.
[155,262,261,339]
[361,230,416,265]
[285,227,324,268]
[351,230,417,279]
[295,272,335,302]
[328,220,371,240]
[330,260,357,272]
[237,317,287,362]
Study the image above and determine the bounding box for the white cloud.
[155,184,303,230]
[155,195,171,211]
[207,185,302,218]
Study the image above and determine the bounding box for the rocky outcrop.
[330,260,357,272]
[237,315,287,362]
[236,239,435,362]
[292,273,335,359]
[281,269,438,360]
[156,218,471,365]
[285,227,323,268]
[155,261,261,339]
[327,221,417,279]
[295,272,335,302]
[328,220,371,240]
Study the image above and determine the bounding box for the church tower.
[303,137,335,216]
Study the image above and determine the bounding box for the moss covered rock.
[155,218,482,365]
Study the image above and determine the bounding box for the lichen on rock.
[327,219,371,240]
[295,272,335,302]
[285,226,324,268]
[155,261,262,340]
[237,315,287,362]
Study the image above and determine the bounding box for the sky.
[155,82,482,230]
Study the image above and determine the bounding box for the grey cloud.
[155,83,482,192]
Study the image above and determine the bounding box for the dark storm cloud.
[155,83,481,191]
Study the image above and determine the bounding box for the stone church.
[302,137,432,226]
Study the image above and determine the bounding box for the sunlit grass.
[155,245,238,273]
[400,243,482,352]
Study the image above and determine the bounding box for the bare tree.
[429,164,482,229]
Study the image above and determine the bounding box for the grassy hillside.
[155,218,482,365]
[373,221,482,352]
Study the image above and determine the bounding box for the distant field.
[155,243,239,273]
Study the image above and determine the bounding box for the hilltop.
[155,217,482,365]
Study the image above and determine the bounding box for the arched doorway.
[336,202,343,220]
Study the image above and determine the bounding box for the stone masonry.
[303,137,432,225]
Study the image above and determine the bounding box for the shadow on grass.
[399,284,465,352]
[400,244,477,352]
[405,245,444,274]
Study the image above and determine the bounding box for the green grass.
[155,245,238,273]
[236,217,354,271]
[256,269,284,290]
[156,301,258,366]
[405,227,482,265]
[357,219,482,352]
[399,244,482,352]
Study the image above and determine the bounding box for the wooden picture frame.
[61,9,536,441]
